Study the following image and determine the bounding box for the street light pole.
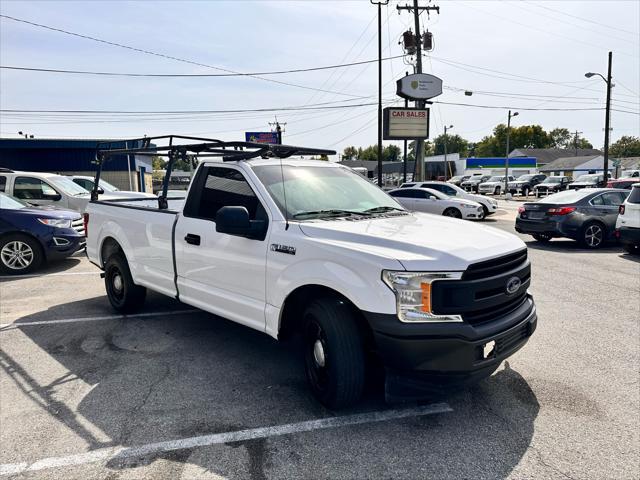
[585,51,613,181]
[443,125,453,181]
[504,110,519,196]
[371,0,389,187]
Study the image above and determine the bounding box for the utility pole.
[371,0,389,187]
[504,110,519,196]
[443,124,453,181]
[403,98,408,183]
[269,117,286,144]
[585,51,612,181]
[397,0,440,182]
[572,130,583,156]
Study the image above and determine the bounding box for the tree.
[383,144,401,162]
[548,128,572,148]
[610,136,640,158]
[432,134,469,157]
[152,155,166,170]
[473,124,551,157]
[342,146,358,161]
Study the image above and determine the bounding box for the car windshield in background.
[517,175,535,181]
[537,189,592,204]
[487,176,503,182]
[543,177,564,183]
[252,165,404,219]
[100,179,119,191]
[621,171,638,178]
[50,176,91,195]
[573,175,599,183]
[0,192,30,210]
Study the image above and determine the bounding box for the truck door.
[174,165,269,332]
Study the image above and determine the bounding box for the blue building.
[0,138,153,192]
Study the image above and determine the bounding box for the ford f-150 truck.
[85,136,537,408]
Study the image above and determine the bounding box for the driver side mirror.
[215,206,266,240]
[96,187,105,194]
[43,192,62,201]
[428,195,437,200]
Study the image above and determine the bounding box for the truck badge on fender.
[270,244,296,255]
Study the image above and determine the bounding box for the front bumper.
[363,295,537,401]
[44,230,85,260]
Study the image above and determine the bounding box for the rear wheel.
[303,298,365,409]
[581,222,606,249]
[494,186,501,195]
[481,205,489,218]
[522,186,530,197]
[532,233,552,243]
[104,252,146,312]
[0,234,43,275]
[443,207,462,219]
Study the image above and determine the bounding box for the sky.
[0,0,638,158]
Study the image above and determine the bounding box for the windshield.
[574,174,599,183]
[517,175,535,181]
[488,176,503,182]
[543,177,563,183]
[0,192,29,209]
[449,176,463,182]
[538,189,592,204]
[99,179,119,191]
[252,164,404,219]
[50,176,91,195]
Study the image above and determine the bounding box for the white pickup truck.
[85,137,537,408]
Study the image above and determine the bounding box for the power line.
[431,100,638,114]
[0,14,367,99]
[0,56,405,77]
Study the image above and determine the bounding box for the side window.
[413,190,430,199]
[74,178,92,190]
[421,183,442,192]
[13,177,57,200]
[390,189,412,198]
[590,194,604,206]
[442,185,457,195]
[600,192,624,206]
[0,176,6,192]
[188,167,263,221]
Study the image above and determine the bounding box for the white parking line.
[0,402,452,476]
[0,271,99,280]
[0,309,200,329]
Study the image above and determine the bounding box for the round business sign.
[396,73,443,100]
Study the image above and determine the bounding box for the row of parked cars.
[0,169,155,274]
[449,169,640,197]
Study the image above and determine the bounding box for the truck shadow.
[525,238,624,255]
[6,296,539,479]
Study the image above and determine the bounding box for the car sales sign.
[383,107,430,140]
[396,73,443,100]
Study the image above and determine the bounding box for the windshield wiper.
[292,209,372,219]
[363,206,406,214]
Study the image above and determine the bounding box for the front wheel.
[522,187,530,197]
[443,208,462,219]
[104,252,146,312]
[303,298,365,409]
[0,234,43,275]
[494,186,501,195]
[581,222,606,249]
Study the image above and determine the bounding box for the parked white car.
[0,170,152,212]
[389,187,484,219]
[70,175,156,199]
[478,176,515,195]
[400,181,498,217]
[615,183,640,254]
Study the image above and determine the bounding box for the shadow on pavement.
[6,297,540,479]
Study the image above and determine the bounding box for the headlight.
[461,204,476,209]
[382,271,463,323]
[37,218,72,228]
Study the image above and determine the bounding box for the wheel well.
[0,231,45,257]
[278,285,374,346]
[100,237,123,266]
[582,220,607,234]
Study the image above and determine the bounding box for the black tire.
[303,298,365,409]
[522,186,530,197]
[104,252,146,312]
[443,207,462,219]
[623,243,639,255]
[532,233,552,243]
[0,233,44,275]
[580,222,606,249]
[494,186,501,195]
[481,205,489,218]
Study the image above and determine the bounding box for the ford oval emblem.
[506,276,521,295]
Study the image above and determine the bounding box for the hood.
[14,205,81,220]
[298,212,525,271]
[463,178,484,184]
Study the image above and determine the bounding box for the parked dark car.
[606,178,640,190]
[507,174,547,196]
[534,176,570,197]
[0,192,85,274]
[568,173,606,190]
[515,188,629,248]
[447,175,470,186]
[460,174,492,193]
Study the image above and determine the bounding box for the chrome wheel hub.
[585,226,602,247]
[313,339,326,368]
[1,241,34,270]
[112,273,124,292]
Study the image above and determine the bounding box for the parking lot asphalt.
[1,211,638,479]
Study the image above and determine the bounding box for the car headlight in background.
[461,204,476,209]
[382,271,463,322]
[37,218,72,228]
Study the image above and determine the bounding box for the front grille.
[462,249,527,281]
[72,218,85,236]
[496,322,531,354]
[463,292,528,325]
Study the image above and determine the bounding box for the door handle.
[184,233,201,246]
